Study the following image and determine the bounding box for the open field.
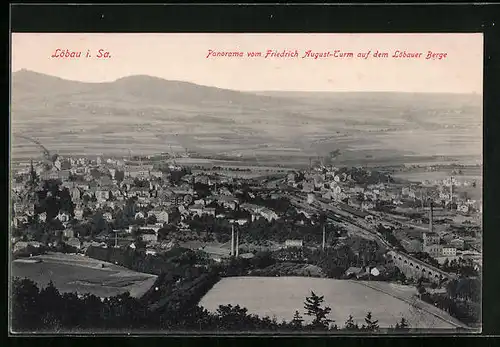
[199,276,468,329]
[11,71,481,168]
[11,252,157,298]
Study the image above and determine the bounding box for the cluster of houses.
[394,228,481,264]
[13,158,236,222]
[239,203,279,222]
[288,168,409,211]
[287,166,481,271]
[11,156,288,257]
[287,165,481,218]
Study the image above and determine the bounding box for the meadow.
[198,276,466,329]
[11,253,157,298]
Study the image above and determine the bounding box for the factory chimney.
[231,224,235,256]
[236,229,239,257]
[322,225,326,251]
[450,176,454,208]
[429,202,434,233]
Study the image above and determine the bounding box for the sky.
[11,33,483,93]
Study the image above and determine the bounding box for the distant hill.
[12,69,295,112]
[12,69,89,97]
[10,70,482,166]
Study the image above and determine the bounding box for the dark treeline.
[85,246,220,312]
[442,258,480,277]
[83,246,280,315]
[13,241,80,259]
[376,224,404,251]
[85,245,207,275]
[306,242,384,278]
[12,278,414,333]
[34,179,75,220]
[416,277,481,325]
[180,210,347,245]
[412,252,441,268]
[412,254,480,277]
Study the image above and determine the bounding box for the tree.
[356,192,365,202]
[344,315,359,331]
[113,209,129,229]
[38,281,63,330]
[133,177,147,188]
[115,170,125,182]
[82,207,93,219]
[250,251,276,269]
[90,211,108,237]
[158,226,173,241]
[392,267,407,284]
[135,217,146,227]
[34,179,75,221]
[147,214,157,225]
[362,312,379,332]
[58,187,75,217]
[417,280,427,298]
[394,317,410,331]
[290,310,304,329]
[215,304,252,330]
[11,278,41,330]
[303,291,333,329]
[74,222,92,239]
[170,169,189,185]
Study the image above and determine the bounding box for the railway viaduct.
[289,192,456,285]
[387,250,456,284]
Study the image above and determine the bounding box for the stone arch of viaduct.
[386,251,453,284]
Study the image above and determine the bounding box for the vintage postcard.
[9,33,482,334]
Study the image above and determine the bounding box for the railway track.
[262,180,454,279]
[289,193,453,279]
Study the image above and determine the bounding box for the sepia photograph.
[9,33,482,334]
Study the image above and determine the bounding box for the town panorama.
[10,70,482,334]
